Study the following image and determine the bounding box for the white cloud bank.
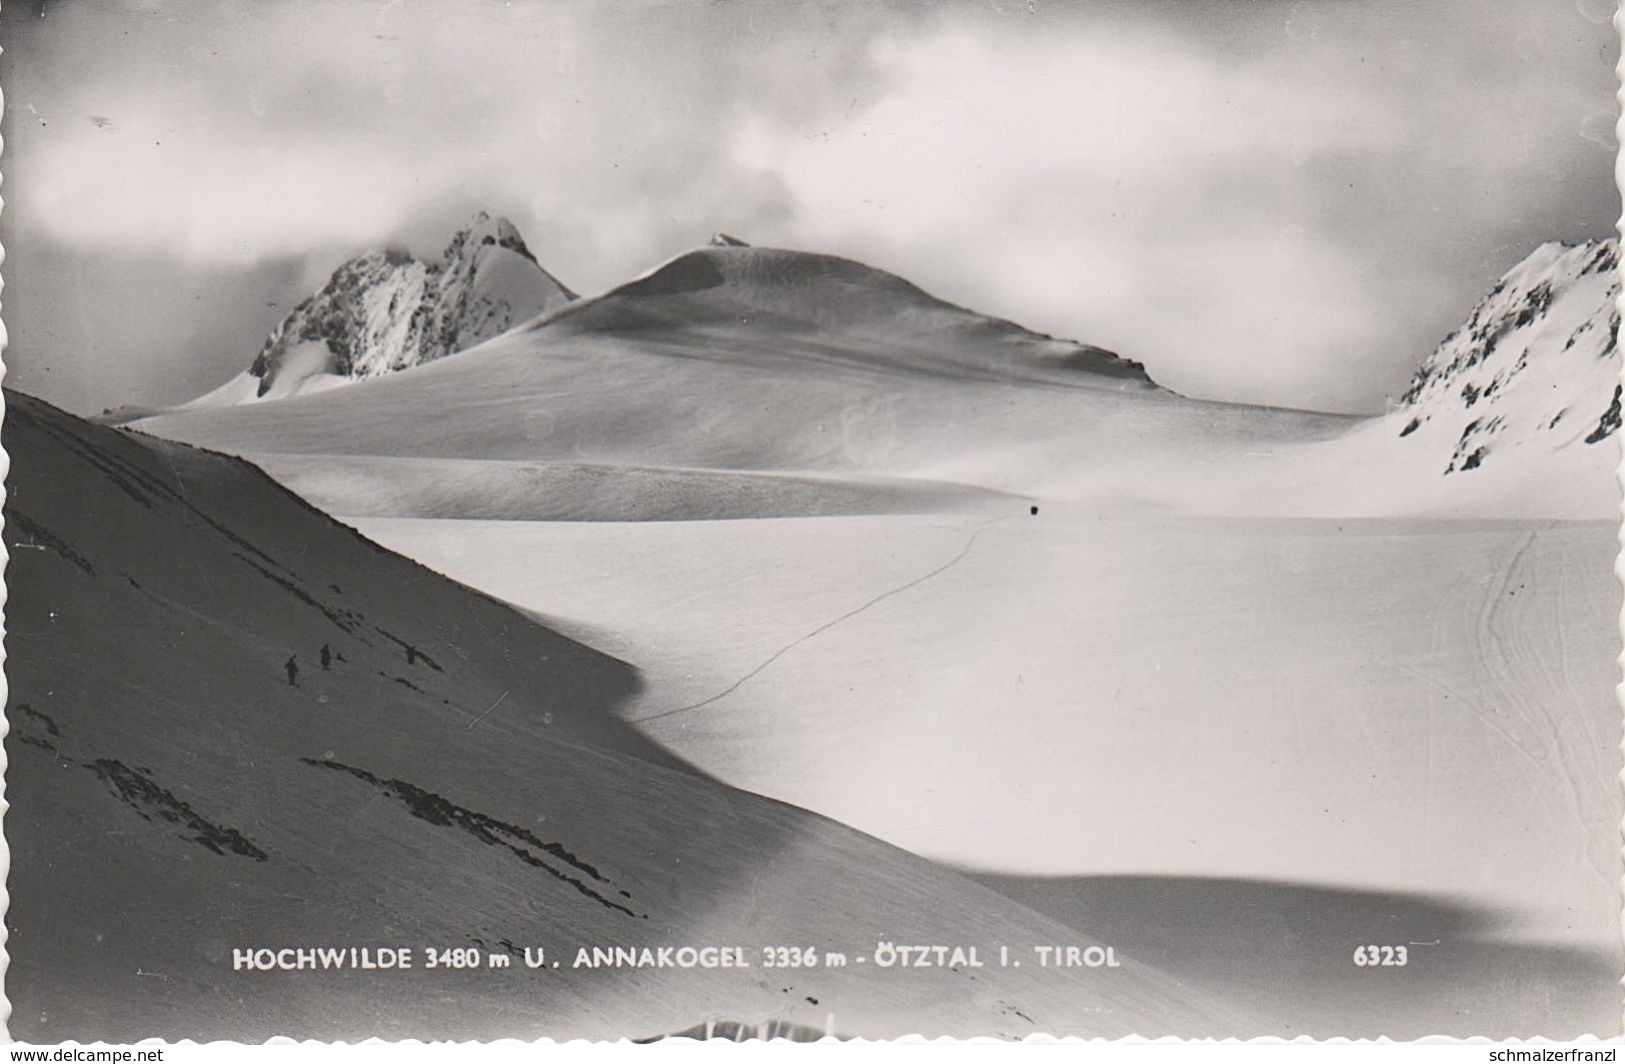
[729,23,1405,408]
[726,7,1617,409]
[8,0,1617,412]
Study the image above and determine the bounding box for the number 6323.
[1351,944,1408,967]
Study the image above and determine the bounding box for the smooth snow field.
[353,511,1621,957]
[12,392,1257,1042]
[119,242,1624,1035]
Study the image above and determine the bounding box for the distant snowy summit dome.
[1392,237,1620,475]
[246,212,574,397]
[546,242,1154,388]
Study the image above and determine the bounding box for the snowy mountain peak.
[1390,236,1619,479]
[445,211,543,267]
[544,243,1154,389]
[230,215,574,404]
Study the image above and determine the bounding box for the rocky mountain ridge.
[247,212,574,395]
[1392,238,1620,475]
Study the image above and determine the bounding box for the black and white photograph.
[1,0,1621,1044]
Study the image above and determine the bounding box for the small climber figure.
[320,644,332,671]
[284,655,299,687]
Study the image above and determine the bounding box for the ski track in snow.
[631,515,1010,724]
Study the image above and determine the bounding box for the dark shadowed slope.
[3,389,1246,1041]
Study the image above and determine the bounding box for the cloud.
[6,0,1616,414]
[725,7,1618,410]
[13,0,865,276]
[729,24,1394,406]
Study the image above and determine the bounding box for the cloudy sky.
[3,0,1618,415]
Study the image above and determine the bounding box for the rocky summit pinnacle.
[445,211,542,267]
[247,213,575,396]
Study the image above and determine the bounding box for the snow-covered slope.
[132,240,1353,521]
[1394,239,1620,476]
[540,243,1154,387]
[193,213,574,407]
[3,388,1245,1041]
[1239,239,1623,519]
[133,235,1619,521]
[357,506,1622,1038]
